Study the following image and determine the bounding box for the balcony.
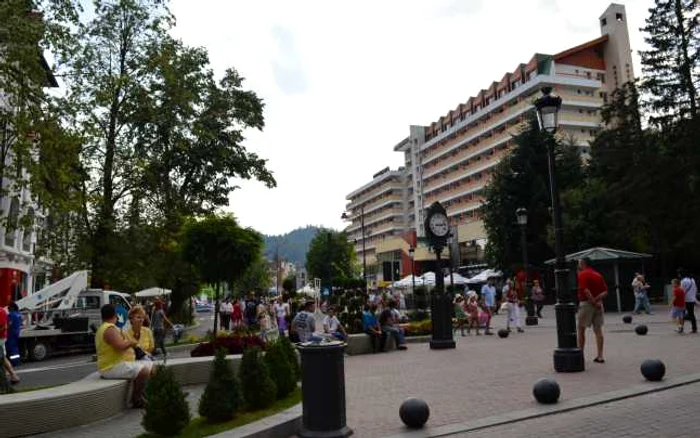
[422,146,510,195]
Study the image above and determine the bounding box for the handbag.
[133,346,147,360]
[499,302,510,313]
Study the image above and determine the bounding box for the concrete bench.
[0,355,242,438]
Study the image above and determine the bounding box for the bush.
[199,348,243,423]
[190,334,266,357]
[277,335,301,381]
[142,365,191,436]
[264,340,297,399]
[240,346,277,410]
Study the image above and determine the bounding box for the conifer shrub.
[142,365,191,436]
[240,346,277,410]
[277,335,301,381]
[199,348,243,423]
[264,340,296,399]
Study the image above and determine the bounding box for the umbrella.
[135,287,172,298]
[421,272,436,286]
[444,273,469,285]
[467,269,503,284]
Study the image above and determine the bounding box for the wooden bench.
[0,355,242,437]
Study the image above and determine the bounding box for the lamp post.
[341,206,367,294]
[408,246,416,294]
[517,208,538,326]
[534,87,584,372]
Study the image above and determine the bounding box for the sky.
[168,0,655,236]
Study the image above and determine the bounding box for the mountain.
[263,226,325,266]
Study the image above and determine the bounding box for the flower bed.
[190,334,266,357]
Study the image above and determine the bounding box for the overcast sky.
[168,0,654,236]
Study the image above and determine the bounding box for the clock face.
[428,213,449,237]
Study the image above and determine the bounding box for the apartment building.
[343,166,412,287]
[345,4,634,280]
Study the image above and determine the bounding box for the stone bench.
[0,355,242,438]
[345,333,431,355]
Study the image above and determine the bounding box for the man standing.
[679,269,697,333]
[291,300,317,343]
[480,277,496,335]
[577,258,608,363]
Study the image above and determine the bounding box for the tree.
[264,340,296,399]
[0,1,81,237]
[142,365,191,436]
[282,275,296,294]
[59,0,174,288]
[239,346,276,410]
[199,348,243,423]
[234,253,272,296]
[181,214,263,335]
[305,229,355,289]
[482,118,583,272]
[639,0,699,126]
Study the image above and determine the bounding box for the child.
[453,295,467,336]
[671,278,685,333]
[505,281,524,333]
[466,292,480,335]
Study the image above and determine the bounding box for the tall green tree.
[0,0,80,231]
[482,118,583,272]
[181,214,263,334]
[639,0,699,126]
[234,253,272,296]
[305,229,355,289]
[60,0,174,288]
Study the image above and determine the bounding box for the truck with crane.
[14,271,132,361]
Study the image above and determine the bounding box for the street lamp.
[341,206,367,294]
[534,86,584,372]
[408,246,416,294]
[516,208,537,326]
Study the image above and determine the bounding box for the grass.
[137,388,301,438]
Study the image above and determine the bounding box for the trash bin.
[297,340,353,438]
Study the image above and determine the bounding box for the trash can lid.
[297,340,346,349]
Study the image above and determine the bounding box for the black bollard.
[297,341,353,438]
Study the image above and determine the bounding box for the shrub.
[264,340,297,399]
[199,348,243,423]
[277,335,301,381]
[190,334,266,357]
[240,346,277,410]
[142,365,191,436]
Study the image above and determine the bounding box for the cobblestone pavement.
[452,381,700,438]
[344,306,700,437]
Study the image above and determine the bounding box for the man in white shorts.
[96,304,154,408]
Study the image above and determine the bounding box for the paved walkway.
[452,380,700,438]
[343,306,699,437]
[26,305,700,437]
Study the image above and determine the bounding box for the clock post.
[424,202,456,350]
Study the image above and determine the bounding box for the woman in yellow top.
[124,305,154,359]
[96,304,153,408]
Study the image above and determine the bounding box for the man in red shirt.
[577,258,608,363]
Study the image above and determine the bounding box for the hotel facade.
[344,4,634,288]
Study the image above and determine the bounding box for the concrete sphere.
[532,378,561,404]
[641,359,666,381]
[497,329,509,338]
[635,324,649,335]
[399,397,430,429]
[622,315,633,324]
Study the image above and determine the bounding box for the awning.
[544,247,652,264]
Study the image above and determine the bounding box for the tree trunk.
[212,282,220,345]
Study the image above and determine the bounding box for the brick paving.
[343,306,700,437]
[453,381,700,438]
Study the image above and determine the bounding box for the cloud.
[434,0,484,18]
[271,25,308,95]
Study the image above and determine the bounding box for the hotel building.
[344,4,635,286]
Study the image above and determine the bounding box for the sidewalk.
[30,305,698,437]
[343,305,697,437]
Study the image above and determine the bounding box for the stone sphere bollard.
[399,398,430,429]
[532,378,561,404]
[640,359,666,381]
[497,329,509,338]
[635,324,648,335]
[622,315,633,324]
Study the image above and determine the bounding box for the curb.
[211,403,302,438]
[383,372,700,438]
